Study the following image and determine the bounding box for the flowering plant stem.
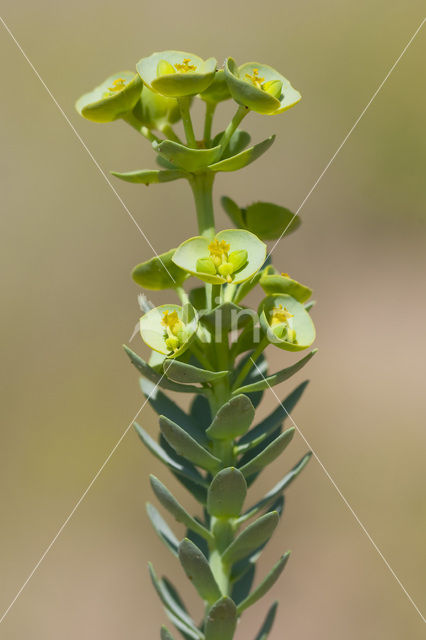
[76,50,315,640]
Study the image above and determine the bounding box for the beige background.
[1,1,425,638]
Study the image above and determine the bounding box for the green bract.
[199,69,231,103]
[172,229,267,285]
[224,58,301,115]
[260,267,312,303]
[259,294,316,351]
[132,250,187,290]
[75,71,143,123]
[139,303,198,358]
[222,197,301,241]
[133,85,181,130]
[137,51,217,98]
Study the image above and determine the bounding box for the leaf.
[259,273,311,303]
[161,626,177,640]
[178,538,222,604]
[164,359,229,384]
[238,381,309,448]
[222,512,279,566]
[236,553,291,614]
[232,350,317,395]
[208,136,275,173]
[124,345,203,394]
[132,249,187,290]
[206,395,255,440]
[205,597,237,640]
[149,564,199,634]
[140,379,204,444]
[154,139,222,172]
[111,168,186,184]
[150,475,213,542]
[146,503,179,556]
[165,609,202,640]
[207,468,247,518]
[244,453,311,518]
[253,602,279,640]
[231,563,255,606]
[190,394,212,432]
[239,429,295,479]
[159,416,221,474]
[212,129,251,159]
[134,422,208,487]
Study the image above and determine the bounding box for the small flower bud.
[228,249,248,272]
[217,262,235,278]
[263,79,283,99]
[196,257,217,275]
[157,60,176,77]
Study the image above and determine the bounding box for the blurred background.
[1,1,425,638]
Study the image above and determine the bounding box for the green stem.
[218,104,249,157]
[232,334,269,391]
[175,286,189,305]
[159,123,183,144]
[189,342,213,370]
[188,172,216,239]
[203,101,217,147]
[122,113,161,143]
[178,96,197,148]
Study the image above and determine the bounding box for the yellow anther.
[103,77,127,97]
[245,68,265,89]
[281,272,290,278]
[162,310,181,332]
[175,58,197,73]
[208,238,230,258]
[270,304,293,327]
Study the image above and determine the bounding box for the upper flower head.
[75,71,143,123]
[224,58,301,115]
[172,229,266,285]
[137,50,217,98]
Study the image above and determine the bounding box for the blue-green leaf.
[164,359,228,384]
[206,395,254,440]
[178,539,222,604]
[236,553,291,614]
[232,351,317,395]
[253,602,279,640]
[239,429,295,479]
[149,564,200,635]
[205,597,237,640]
[244,453,311,518]
[146,503,179,556]
[231,563,255,605]
[222,512,279,566]
[150,476,213,542]
[135,423,207,487]
[161,626,177,640]
[159,416,221,473]
[124,345,203,394]
[212,129,251,159]
[207,468,247,518]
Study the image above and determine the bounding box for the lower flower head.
[139,303,198,358]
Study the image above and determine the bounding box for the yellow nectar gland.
[270,304,293,327]
[245,68,265,90]
[175,58,197,73]
[103,77,127,98]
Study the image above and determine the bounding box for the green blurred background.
[1,1,425,638]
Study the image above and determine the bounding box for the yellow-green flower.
[259,294,315,351]
[139,303,198,358]
[172,229,266,285]
[75,71,143,123]
[224,58,301,115]
[137,50,217,98]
